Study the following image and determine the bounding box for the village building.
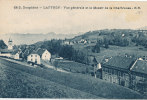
[92,57,102,79]
[0,49,12,57]
[20,45,35,60]
[63,40,74,45]
[37,49,51,61]
[27,52,41,64]
[78,39,87,44]
[0,38,15,58]
[11,50,21,60]
[101,56,147,93]
[130,59,147,93]
[8,38,13,50]
[142,56,147,61]
[27,48,51,65]
[101,56,135,87]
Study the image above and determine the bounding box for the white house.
[11,51,20,60]
[63,41,73,45]
[38,49,51,61]
[0,49,12,57]
[27,53,41,64]
[27,49,51,64]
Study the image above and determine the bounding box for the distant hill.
[0,40,7,49]
[138,26,147,30]
[69,29,138,42]
[0,32,79,45]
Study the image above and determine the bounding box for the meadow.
[0,58,142,99]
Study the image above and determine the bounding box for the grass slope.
[0,63,99,98]
[0,58,143,99]
[57,60,93,73]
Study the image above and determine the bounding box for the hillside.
[0,58,143,99]
[64,29,147,64]
[0,59,99,98]
[19,29,147,65]
[70,29,138,42]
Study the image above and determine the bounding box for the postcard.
[0,0,147,99]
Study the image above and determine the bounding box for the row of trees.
[132,33,147,48]
[91,34,130,53]
[40,39,90,64]
[103,36,130,47]
[90,31,147,50]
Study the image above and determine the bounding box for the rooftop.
[102,56,135,70]
[36,48,47,56]
[131,60,147,75]
[0,49,13,53]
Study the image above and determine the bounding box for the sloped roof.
[0,49,13,53]
[102,56,135,70]
[22,46,35,56]
[36,48,46,56]
[22,46,49,57]
[11,50,19,55]
[131,60,147,75]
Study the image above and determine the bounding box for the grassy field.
[95,45,147,57]
[0,58,143,99]
[73,43,147,63]
[56,60,93,74]
[0,62,100,98]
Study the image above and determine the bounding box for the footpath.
[0,57,70,73]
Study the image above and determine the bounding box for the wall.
[27,54,41,64]
[102,67,130,87]
[41,50,51,61]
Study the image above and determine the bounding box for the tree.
[85,67,89,74]
[0,40,7,49]
[53,60,59,70]
[104,37,109,49]
[104,43,109,49]
[92,42,100,53]
[59,45,74,60]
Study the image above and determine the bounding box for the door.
[121,80,125,86]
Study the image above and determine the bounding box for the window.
[108,69,112,74]
[35,55,37,57]
[114,70,117,75]
[31,55,33,57]
[123,73,126,78]
[108,69,110,73]
[35,58,37,63]
[121,72,123,77]
[108,69,112,75]
[118,71,121,76]
[107,68,109,73]
[112,70,114,74]
[142,75,145,81]
[109,69,112,74]
[105,68,108,72]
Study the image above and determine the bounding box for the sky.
[0,0,147,35]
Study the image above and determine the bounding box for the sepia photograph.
[0,0,147,99]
